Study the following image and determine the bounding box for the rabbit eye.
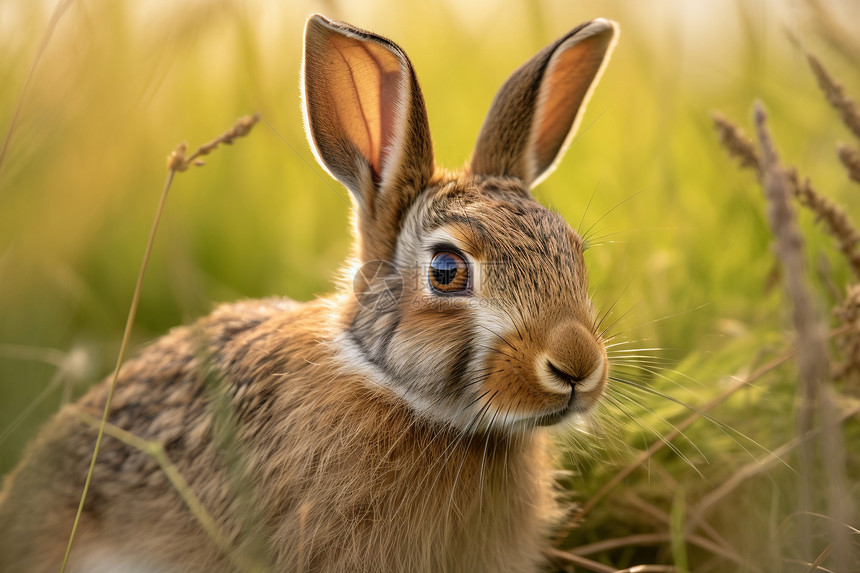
[429,251,470,294]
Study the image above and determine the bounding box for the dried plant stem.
[804,544,833,573]
[754,101,852,571]
[546,548,680,572]
[783,558,835,573]
[0,0,75,176]
[544,547,616,572]
[754,101,829,411]
[778,509,860,537]
[60,115,259,572]
[790,174,860,280]
[712,113,760,175]
[60,169,174,573]
[167,114,260,172]
[612,567,677,573]
[688,401,860,533]
[713,112,860,281]
[754,100,819,558]
[71,410,263,572]
[573,530,752,570]
[191,335,272,567]
[624,494,749,570]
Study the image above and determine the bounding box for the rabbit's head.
[303,15,617,433]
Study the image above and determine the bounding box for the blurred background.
[1,0,858,570]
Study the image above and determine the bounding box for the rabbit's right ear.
[471,20,618,189]
[302,15,434,262]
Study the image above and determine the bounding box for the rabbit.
[0,13,618,573]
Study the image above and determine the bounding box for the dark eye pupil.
[428,250,469,295]
[431,253,459,285]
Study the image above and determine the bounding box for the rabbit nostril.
[546,360,585,387]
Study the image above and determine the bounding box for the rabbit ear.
[470,19,618,189]
[302,14,434,260]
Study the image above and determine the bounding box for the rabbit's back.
[0,298,297,571]
[0,297,554,572]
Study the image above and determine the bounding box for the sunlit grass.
[1,0,858,570]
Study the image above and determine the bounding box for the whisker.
[581,188,649,245]
[604,339,663,351]
[608,386,708,461]
[597,299,639,340]
[449,392,498,510]
[610,377,790,469]
[605,303,710,341]
[475,344,527,367]
[592,284,636,336]
[602,393,708,481]
[606,346,670,354]
[475,323,519,353]
[612,361,708,395]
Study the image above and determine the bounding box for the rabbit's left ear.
[302,15,434,261]
[471,19,618,189]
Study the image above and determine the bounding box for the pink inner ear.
[532,36,610,174]
[326,35,402,182]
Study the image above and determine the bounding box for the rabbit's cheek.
[384,299,474,386]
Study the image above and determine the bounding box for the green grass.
[1,0,858,570]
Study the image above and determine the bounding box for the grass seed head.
[837,143,860,183]
[807,53,860,142]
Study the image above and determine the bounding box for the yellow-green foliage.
[1,0,858,570]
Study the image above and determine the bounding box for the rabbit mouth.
[533,404,572,427]
[532,389,590,427]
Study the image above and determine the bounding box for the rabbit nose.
[545,319,605,393]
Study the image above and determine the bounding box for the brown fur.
[0,14,618,572]
[0,298,554,572]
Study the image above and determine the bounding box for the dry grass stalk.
[832,284,860,384]
[167,113,261,172]
[573,531,753,570]
[688,400,860,532]
[806,53,860,141]
[754,98,820,542]
[612,567,677,573]
[754,101,852,572]
[545,546,680,573]
[621,492,741,567]
[789,172,860,280]
[805,544,834,573]
[837,143,860,183]
[71,408,265,573]
[543,547,616,572]
[711,113,760,174]
[712,114,860,281]
[61,114,260,572]
[0,0,76,176]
